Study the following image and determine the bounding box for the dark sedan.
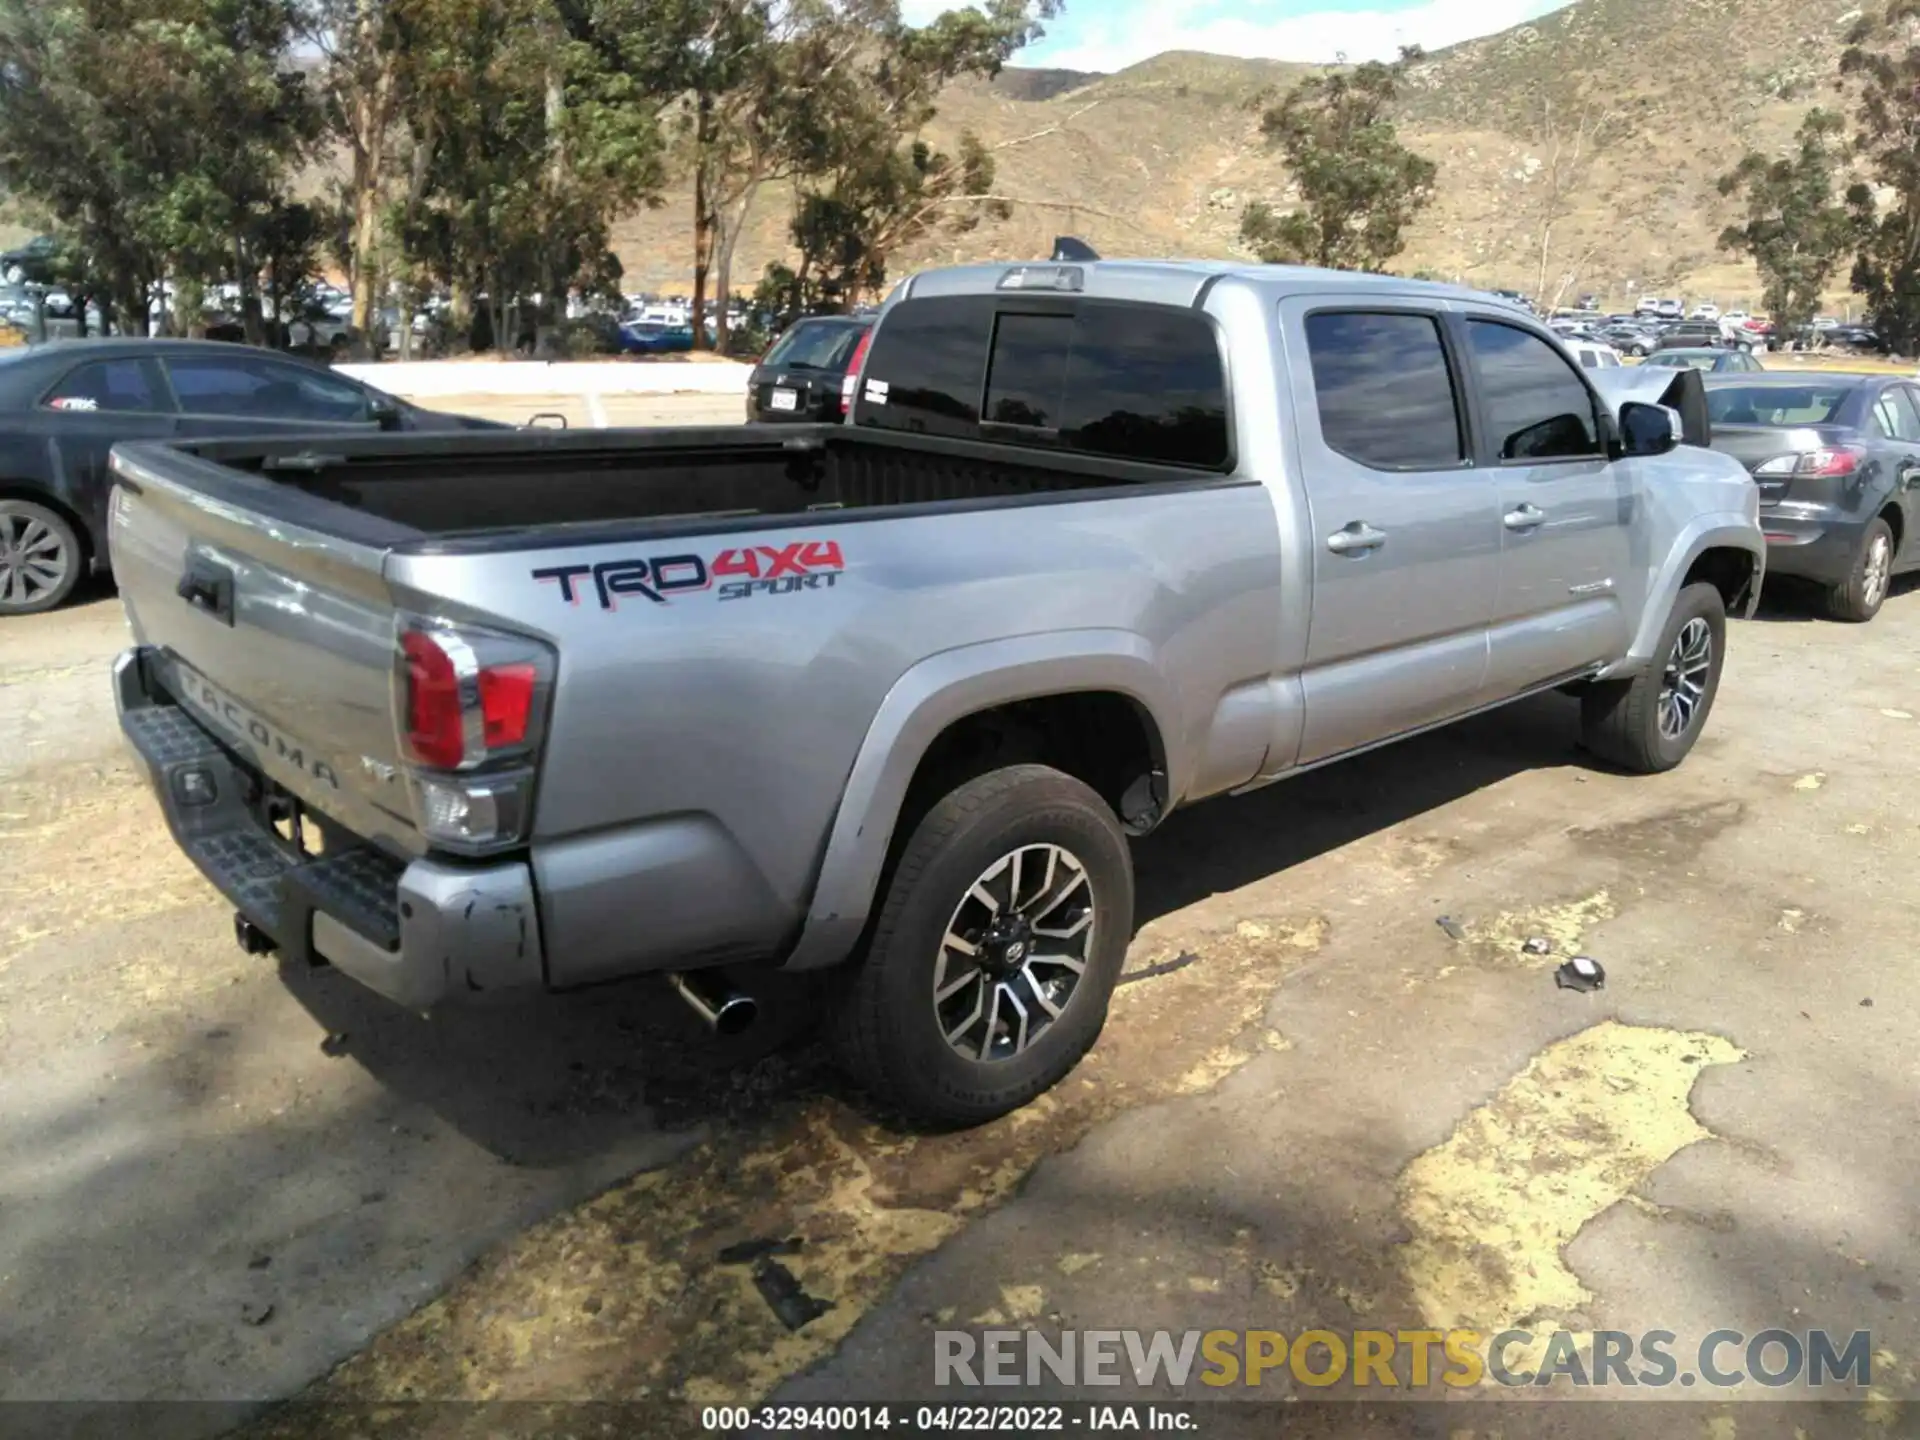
[0,337,507,615]
[746,315,872,422]
[1705,372,1920,621]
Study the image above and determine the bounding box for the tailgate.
[108,447,424,856]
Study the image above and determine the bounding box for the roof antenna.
[1051,236,1099,263]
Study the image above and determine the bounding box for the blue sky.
[903,0,1574,70]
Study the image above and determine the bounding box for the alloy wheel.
[933,843,1097,1063]
[1863,532,1892,611]
[1657,616,1713,740]
[0,511,70,609]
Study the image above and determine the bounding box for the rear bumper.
[1759,510,1863,587]
[113,646,545,1010]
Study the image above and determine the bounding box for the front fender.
[780,628,1179,972]
[1608,513,1765,673]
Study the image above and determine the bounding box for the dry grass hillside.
[616,0,1874,311]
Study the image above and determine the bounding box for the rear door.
[38,354,178,543]
[1281,299,1500,764]
[1461,313,1634,696]
[162,352,384,439]
[1872,384,1920,567]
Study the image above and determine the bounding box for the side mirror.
[1619,401,1681,457]
[369,398,404,430]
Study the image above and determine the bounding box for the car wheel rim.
[934,843,1096,1063]
[0,512,69,607]
[1863,533,1891,609]
[1657,617,1712,741]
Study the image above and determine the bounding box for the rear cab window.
[855,294,1231,471]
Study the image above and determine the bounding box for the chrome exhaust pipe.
[666,970,758,1037]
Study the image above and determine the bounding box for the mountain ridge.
[611,0,1865,309]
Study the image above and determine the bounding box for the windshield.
[764,320,866,371]
[1706,386,1852,425]
[1647,352,1719,371]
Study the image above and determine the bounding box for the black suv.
[746,316,873,423]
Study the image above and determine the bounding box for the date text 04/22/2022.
[699,1404,1195,1432]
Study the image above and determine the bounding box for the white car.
[1563,340,1623,369]
[1690,304,1721,321]
[1655,298,1683,318]
[1636,294,1661,315]
[1723,310,1749,325]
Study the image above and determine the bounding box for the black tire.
[834,764,1133,1128]
[1823,517,1894,624]
[1581,581,1726,774]
[0,498,83,616]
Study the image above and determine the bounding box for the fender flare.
[781,629,1178,971]
[1612,514,1766,670]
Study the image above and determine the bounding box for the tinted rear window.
[763,319,868,372]
[856,296,986,438]
[1304,311,1463,469]
[1058,305,1230,468]
[1706,386,1852,426]
[858,296,1230,469]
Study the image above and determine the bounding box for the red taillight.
[402,630,464,769]
[840,326,874,417]
[399,626,549,771]
[1800,446,1862,477]
[479,663,536,749]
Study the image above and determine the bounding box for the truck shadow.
[1745,570,1920,623]
[1134,689,1581,927]
[278,692,1582,1165]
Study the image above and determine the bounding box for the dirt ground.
[1,392,1915,1439]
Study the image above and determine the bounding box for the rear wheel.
[0,499,82,616]
[834,764,1133,1128]
[1581,582,1726,773]
[1824,518,1894,623]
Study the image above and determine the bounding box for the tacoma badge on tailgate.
[172,663,341,790]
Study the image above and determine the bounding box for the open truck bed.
[167,423,1153,547]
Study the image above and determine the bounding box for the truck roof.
[895,258,1494,311]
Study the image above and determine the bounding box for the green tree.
[302,0,413,342]
[1716,109,1854,339]
[1839,0,1920,353]
[762,0,1055,320]
[393,0,664,352]
[1240,47,1436,272]
[0,0,315,337]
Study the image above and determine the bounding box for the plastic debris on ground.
[752,1257,834,1331]
[1554,955,1606,993]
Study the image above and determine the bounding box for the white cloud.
[1027,0,1573,71]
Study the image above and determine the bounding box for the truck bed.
[106,415,1276,1000]
[158,423,1166,548]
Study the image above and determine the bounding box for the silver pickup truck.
[109,260,1764,1126]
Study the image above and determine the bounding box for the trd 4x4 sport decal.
[533,540,846,610]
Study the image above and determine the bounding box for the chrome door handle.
[1504,504,1546,530]
[1326,522,1387,555]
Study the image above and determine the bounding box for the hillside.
[613,0,1871,309]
